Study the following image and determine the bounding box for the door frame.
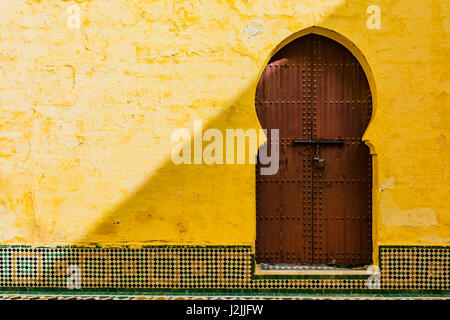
[253,26,379,266]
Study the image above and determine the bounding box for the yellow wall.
[0,0,449,260]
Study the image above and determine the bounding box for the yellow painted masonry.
[0,0,449,262]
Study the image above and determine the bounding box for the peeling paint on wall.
[383,203,438,227]
[245,20,263,37]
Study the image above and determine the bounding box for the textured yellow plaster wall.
[0,1,448,259]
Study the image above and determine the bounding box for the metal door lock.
[313,144,325,169]
[313,155,325,169]
[292,138,344,170]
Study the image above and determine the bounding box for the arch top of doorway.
[257,26,378,156]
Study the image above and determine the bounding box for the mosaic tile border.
[379,246,448,291]
[0,245,447,295]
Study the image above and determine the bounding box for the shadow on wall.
[77,84,262,245]
[76,0,381,246]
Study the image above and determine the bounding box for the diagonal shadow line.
[76,84,262,245]
[75,0,383,247]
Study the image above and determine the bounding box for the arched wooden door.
[255,34,372,266]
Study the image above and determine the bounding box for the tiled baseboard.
[379,246,448,291]
[0,245,447,295]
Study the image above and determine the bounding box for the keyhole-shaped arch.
[255,29,374,266]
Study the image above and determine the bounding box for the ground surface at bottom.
[0,293,448,300]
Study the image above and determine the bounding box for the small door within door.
[255,34,372,266]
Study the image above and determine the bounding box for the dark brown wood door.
[255,34,372,266]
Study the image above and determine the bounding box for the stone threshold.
[255,263,376,276]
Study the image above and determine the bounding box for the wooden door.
[255,34,372,266]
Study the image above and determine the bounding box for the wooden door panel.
[256,34,372,266]
[318,144,371,179]
[316,46,371,140]
[255,36,314,264]
[316,180,372,263]
[312,35,372,265]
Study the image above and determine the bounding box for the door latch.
[292,138,344,170]
[313,145,325,169]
